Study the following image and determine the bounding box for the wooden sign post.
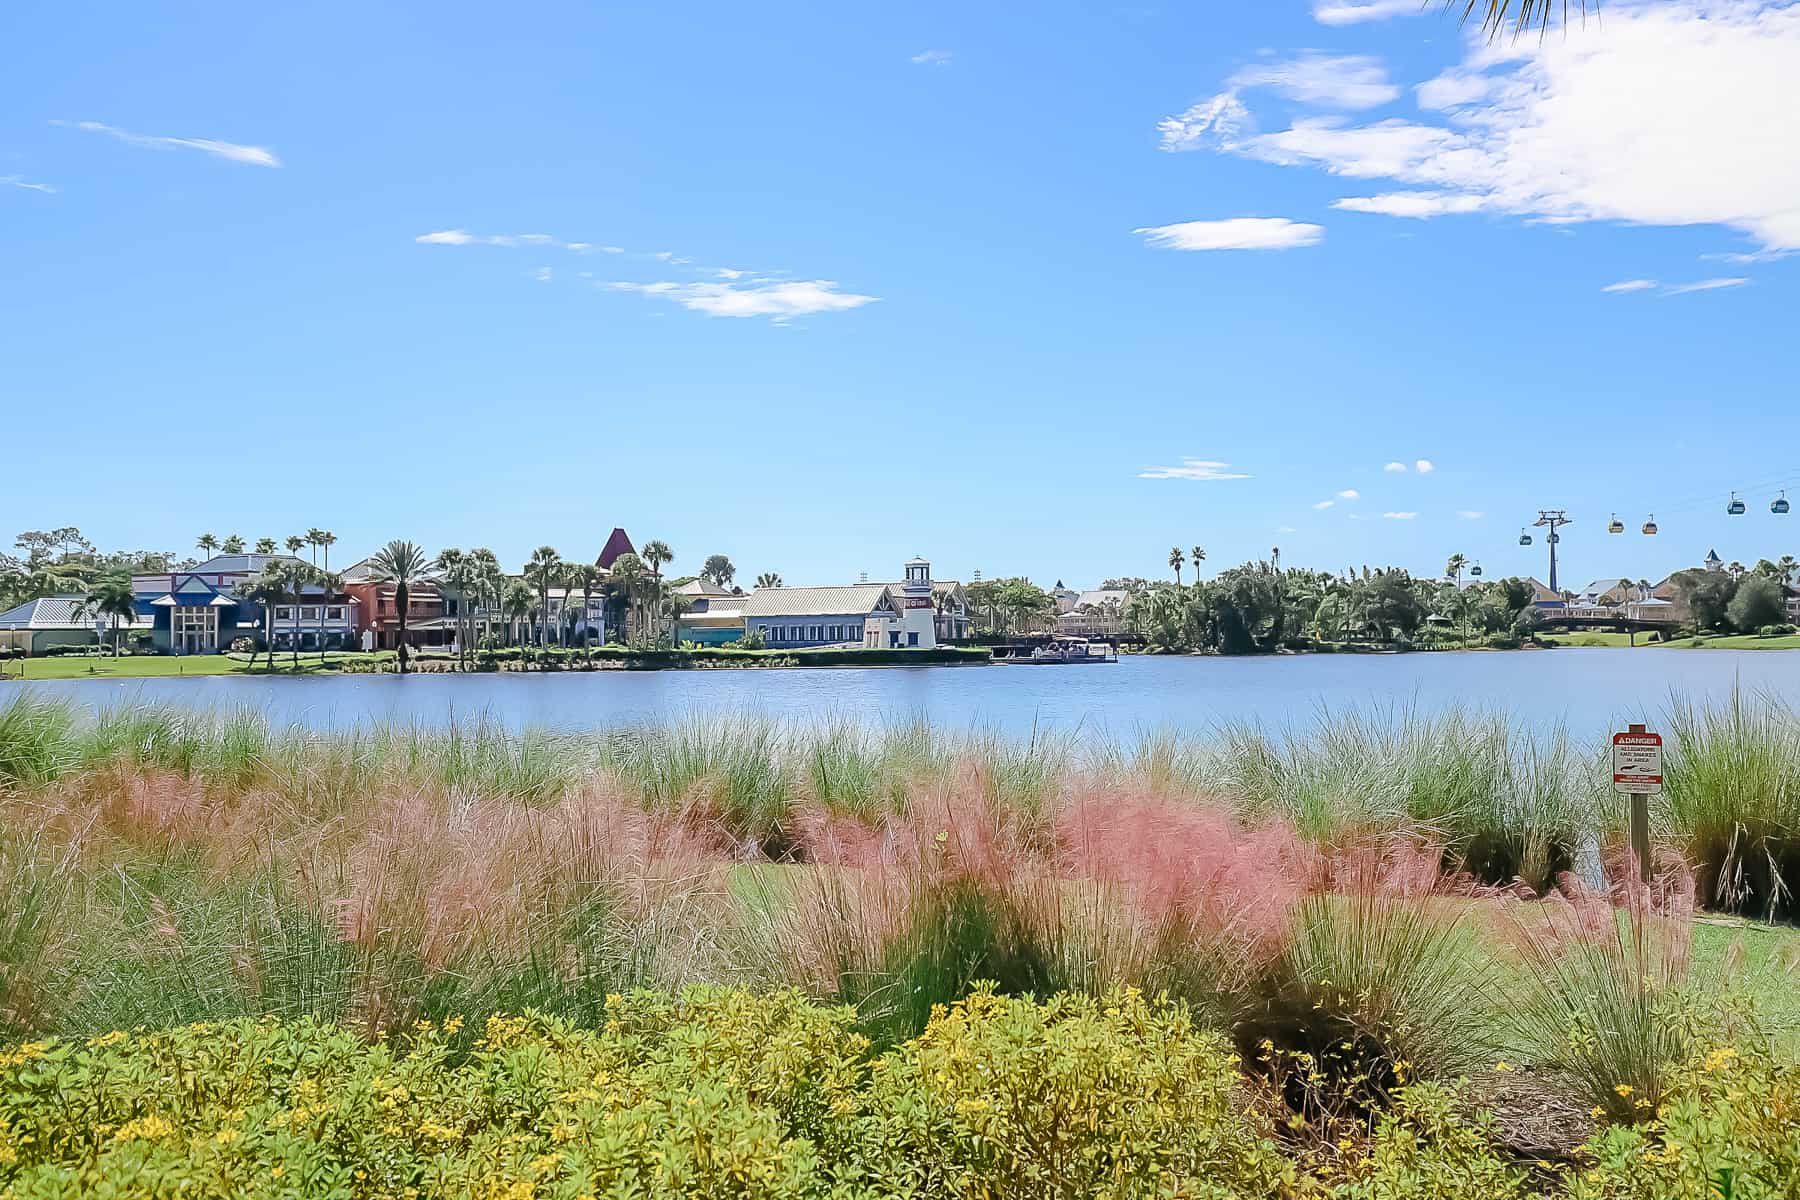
[1612,723,1664,885]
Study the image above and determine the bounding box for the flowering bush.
[0,987,1290,1200]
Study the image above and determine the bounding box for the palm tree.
[640,540,673,640]
[609,553,646,643]
[702,554,735,588]
[285,535,306,556]
[305,528,326,566]
[369,539,429,674]
[527,546,563,648]
[78,570,137,657]
[279,559,317,669]
[196,533,219,558]
[502,578,535,647]
[312,530,337,655]
[569,562,604,651]
[436,549,469,667]
[254,538,277,555]
[220,535,246,555]
[470,548,503,650]
[1779,556,1799,588]
[1191,547,1206,580]
[754,572,782,590]
[239,563,291,669]
[1168,547,1184,585]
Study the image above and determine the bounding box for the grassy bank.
[3,645,991,680]
[1541,631,1800,650]
[1,651,391,680]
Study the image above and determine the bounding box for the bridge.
[1535,606,1680,639]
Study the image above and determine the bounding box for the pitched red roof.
[597,527,635,568]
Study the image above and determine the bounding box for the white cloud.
[1138,458,1252,482]
[1136,217,1323,251]
[1313,0,1424,25]
[1158,92,1254,152]
[2,175,55,193]
[910,49,953,67]
[1170,2,1800,251]
[57,120,280,167]
[532,267,553,283]
[1603,278,1659,293]
[1457,510,1485,519]
[1337,488,1360,499]
[1664,276,1750,295]
[1383,511,1418,520]
[1230,54,1400,110]
[416,229,474,245]
[1383,461,1407,472]
[607,279,877,321]
[1278,525,1298,533]
[1313,499,1337,510]
[1332,191,1486,219]
[1415,458,1435,474]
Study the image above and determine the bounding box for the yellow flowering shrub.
[1568,1043,1800,1200]
[0,987,1289,1200]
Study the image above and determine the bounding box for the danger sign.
[1612,728,1664,794]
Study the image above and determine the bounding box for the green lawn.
[1541,630,1800,650]
[2,651,388,680]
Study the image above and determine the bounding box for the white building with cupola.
[738,556,942,650]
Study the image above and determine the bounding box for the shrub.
[1569,1039,1800,1199]
[0,989,1295,1200]
[1332,1082,1533,1199]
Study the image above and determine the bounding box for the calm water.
[16,649,1799,741]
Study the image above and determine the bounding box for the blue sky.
[4,0,1796,589]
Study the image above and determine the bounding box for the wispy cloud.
[1663,277,1751,295]
[1415,458,1435,474]
[415,229,624,252]
[1138,458,1252,482]
[1337,488,1360,499]
[607,279,877,322]
[1277,525,1298,533]
[532,267,553,283]
[1382,511,1418,520]
[1136,217,1323,251]
[1457,510,1485,519]
[55,120,280,167]
[910,49,953,67]
[1603,279,1659,293]
[1313,499,1337,510]
[1313,0,1422,25]
[1229,54,1399,110]
[2,174,56,193]
[1383,461,1407,473]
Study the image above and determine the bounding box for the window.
[908,632,919,647]
[327,606,345,621]
[301,606,320,621]
[275,606,293,621]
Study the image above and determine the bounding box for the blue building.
[129,553,357,654]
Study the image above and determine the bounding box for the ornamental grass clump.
[1237,857,1497,1117]
[0,693,79,792]
[1659,690,1800,919]
[1498,871,1700,1125]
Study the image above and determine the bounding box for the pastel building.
[674,578,746,646]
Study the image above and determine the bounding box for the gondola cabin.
[1518,529,1532,546]
[1774,492,1791,515]
[1608,514,1624,534]
[1728,493,1747,515]
[1642,515,1658,535]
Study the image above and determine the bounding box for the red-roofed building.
[597,527,636,569]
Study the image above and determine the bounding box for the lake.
[14,649,1799,741]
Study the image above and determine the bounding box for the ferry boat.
[996,637,1117,665]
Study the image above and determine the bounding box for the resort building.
[0,595,152,655]
[128,553,357,654]
[741,557,940,649]
[1055,588,1129,639]
[674,579,746,646]
[340,557,451,651]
